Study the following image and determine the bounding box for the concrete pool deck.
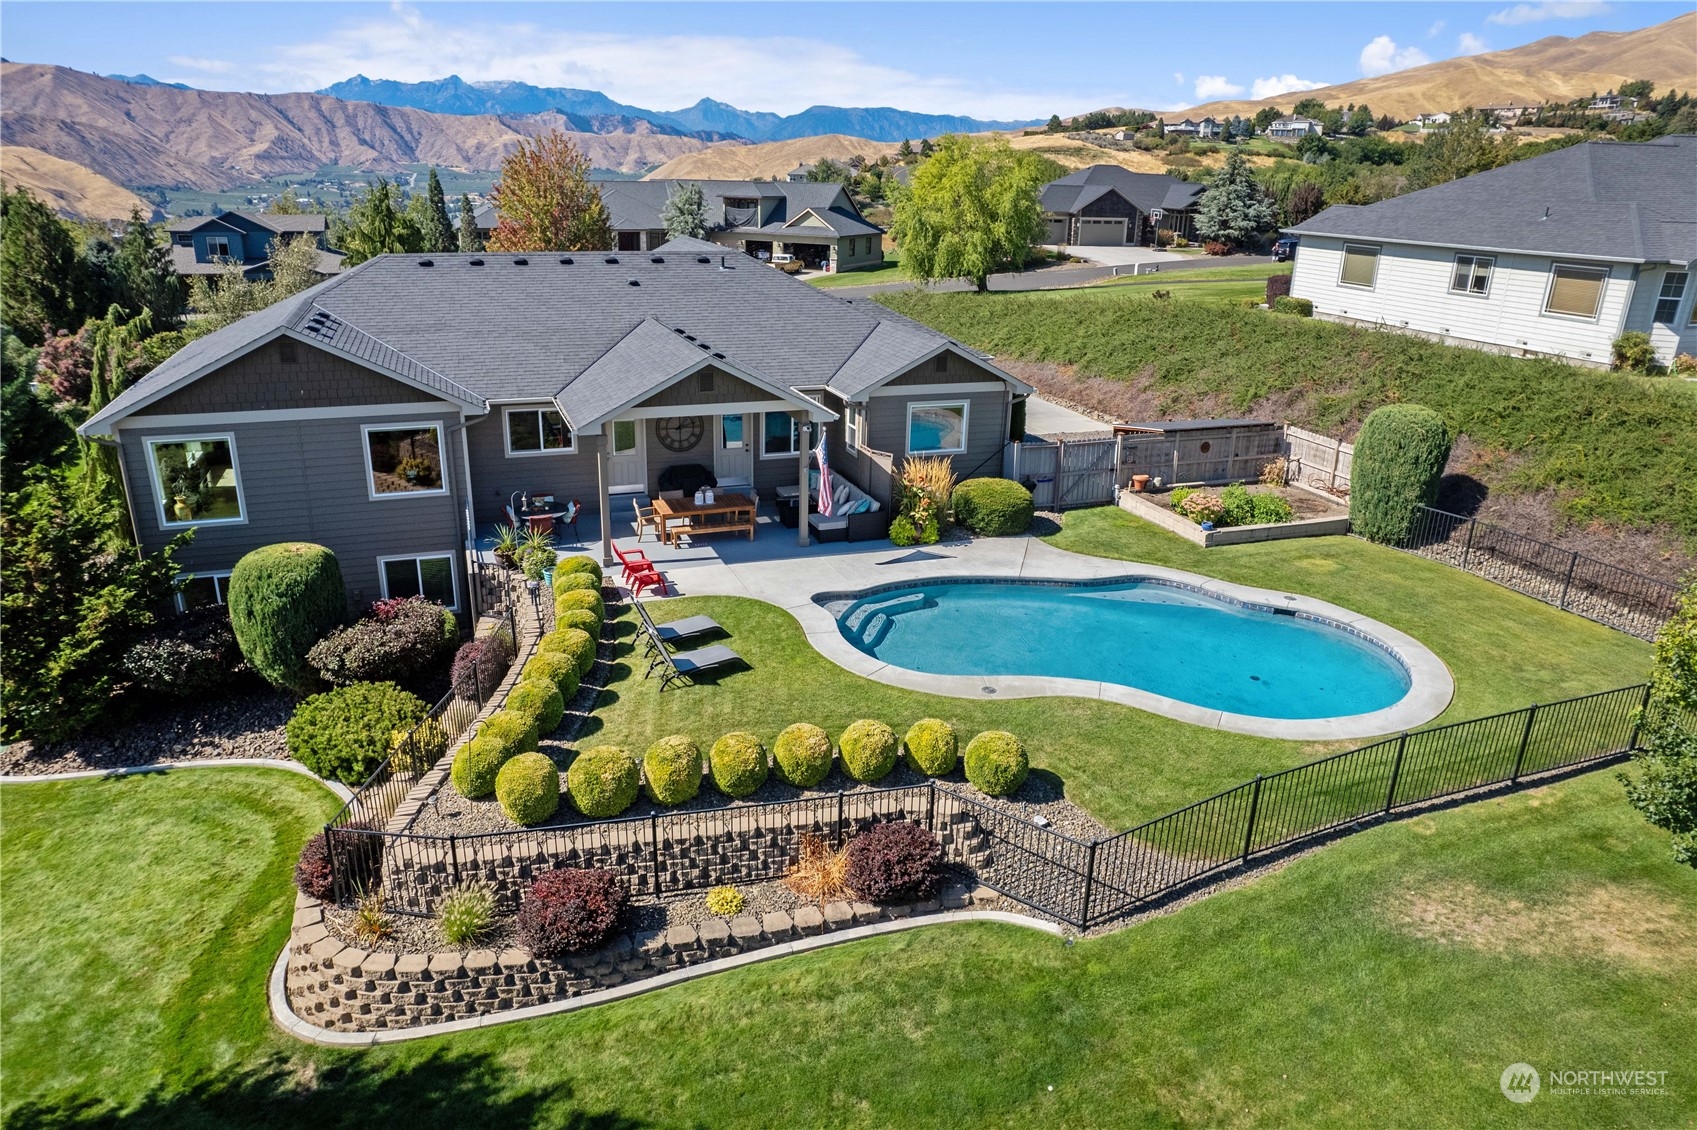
[637,529,1455,742]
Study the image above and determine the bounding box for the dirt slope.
[644,134,896,180]
[0,146,152,219]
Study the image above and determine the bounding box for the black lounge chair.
[634,599,724,657]
[646,642,746,691]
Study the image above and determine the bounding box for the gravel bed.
[0,688,294,776]
[1414,543,1667,639]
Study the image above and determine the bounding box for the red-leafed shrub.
[450,628,514,700]
[294,832,335,899]
[845,820,944,903]
[307,596,452,685]
[516,868,627,958]
[1265,273,1293,303]
[1203,240,1230,256]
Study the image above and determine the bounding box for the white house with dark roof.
[1266,117,1325,142]
[1285,135,1697,368]
[1039,165,1205,246]
[165,211,344,280]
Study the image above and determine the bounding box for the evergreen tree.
[1044,114,1064,133]
[1346,104,1375,135]
[421,168,456,253]
[487,131,613,252]
[897,138,915,162]
[1194,151,1274,250]
[659,181,709,240]
[114,207,182,326]
[806,158,849,183]
[890,135,1058,292]
[1252,106,1282,131]
[918,138,934,157]
[457,193,483,252]
[1,187,82,344]
[337,178,420,265]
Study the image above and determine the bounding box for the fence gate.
[1054,437,1118,510]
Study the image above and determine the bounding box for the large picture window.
[147,435,244,528]
[505,407,573,455]
[1338,243,1379,289]
[1450,254,1494,296]
[364,423,447,497]
[762,412,801,457]
[1543,264,1608,319]
[378,554,457,609]
[907,402,968,455]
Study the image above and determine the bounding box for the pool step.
[843,592,928,649]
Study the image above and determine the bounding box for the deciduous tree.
[889,135,1057,292]
[487,132,613,252]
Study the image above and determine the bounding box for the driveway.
[1043,245,1188,270]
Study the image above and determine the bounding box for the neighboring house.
[784,164,812,182]
[75,236,1029,614]
[1039,165,1204,246]
[1196,117,1223,140]
[1413,112,1452,130]
[1266,117,1325,141]
[165,212,344,280]
[1589,93,1627,112]
[475,179,885,271]
[1285,135,1697,368]
[1165,119,1201,138]
[1481,103,1540,124]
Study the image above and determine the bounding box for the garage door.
[1045,217,1069,244]
[1077,218,1126,246]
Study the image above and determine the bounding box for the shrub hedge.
[710,732,769,797]
[903,719,958,777]
[286,681,427,784]
[1350,403,1452,546]
[520,652,580,700]
[480,709,540,758]
[227,542,346,694]
[555,556,603,584]
[554,588,606,623]
[773,722,833,787]
[506,677,565,736]
[552,571,599,594]
[643,735,703,806]
[539,627,597,679]
[950,478,1034,537]
[838,719,898,782]
[555,609,601,639]
[451,733,510,798]
[964,730,1028,796]
[307,597,449,686]
[567,745,641,817]
[495,752,561,825]
[516,867,625,958]
[845,820,944,902]
[1272,295,1314,316]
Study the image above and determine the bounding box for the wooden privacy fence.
[1284,425,1354,493]
[1011,421,1289,510]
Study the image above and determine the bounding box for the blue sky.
[1,1,1684,117]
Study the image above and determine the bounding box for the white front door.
[607,419,646,493]
[714,414,755,486]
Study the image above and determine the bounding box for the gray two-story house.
[78,237,1028,616]
[1039,166,1204,247]
[166,211,345,281]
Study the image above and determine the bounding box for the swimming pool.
[835,578,1413,721]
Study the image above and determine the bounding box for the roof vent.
[711,352,726,360]
[418,259,434,267]
[468,258,485,267]
[696,342,710,351]
[628,278,640,287]
[684,334,697,342]
[672,326,687,334]
[605,256,620,264]
[650,255,664,263]
[559,257,574,265]
[513,257,529,265]
[696,256,711,264]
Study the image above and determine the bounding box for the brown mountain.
[0,64,737,191]
[645,135,898,180]
[1165,13,1695,122]
[0,146,153,220]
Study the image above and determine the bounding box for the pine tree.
[457,193,483,252]
[1194,151,1274,250]
[113,207,181,326]
[421,168,455,253]
[487,132,613,252]
[659,181,709,240]
[897,139,914,162]
[338,178,419,265]
[918,138,934,158]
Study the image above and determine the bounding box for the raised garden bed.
[1119,483,1349,547]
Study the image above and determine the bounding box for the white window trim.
[1652,271,1689,324]
[1448,253,1495,298]
[1540,262,1610,322]
[758,411,804,460]
[173,569,232,613]
[205,235,232,259]
[362,421,450,501]
[906,400,970,456]
[375,552,460,612]
[1337,243,1380,290]
[146,432,247,531]
[502,405,576,457]
[844,403,863,453]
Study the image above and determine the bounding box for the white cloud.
[1193,75,1244,100]
[1359,36,1432,77]
[1173,72,1185,85]
[1251,74,1329,100]
[1457,32,1491,55]
[1487,2,1609,26]
[1427,19,1446,37]
[167,55,237,74]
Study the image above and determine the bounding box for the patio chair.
[611,541,653,584]
[560,499,581,541]
[634,599,723,657]
[628,562,671,599]
[632,498,660,542]
[646,640,746,691]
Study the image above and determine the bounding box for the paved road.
[824,254,1273,297]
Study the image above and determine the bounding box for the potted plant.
[519,527,555,575]
[395,456,437,487]
[492,524,522,570]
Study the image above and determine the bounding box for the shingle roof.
[481,179,885,238]
[1039,166,1204,216]
[165,211,327,234]
[1287,135,1697,265]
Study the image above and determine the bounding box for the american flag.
[815,431,834,516]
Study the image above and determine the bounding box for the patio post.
[596,441,613,566]
[796,412,810,548]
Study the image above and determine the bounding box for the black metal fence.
[1386,506,1680,641]
[324,681,1657,928]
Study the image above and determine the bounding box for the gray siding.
[465,407,604,529]
[633,367,772,409]
[136,340,438,415]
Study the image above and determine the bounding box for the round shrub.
[516,867,626,958]
[554,588,606,623]
[567,745,641,817]
[555,555,603,584]
[286,681,427,784]
[450,628,514,700]
[521,652,580,700]
[555,609,601,638]
[950,478,1034,537]
[552,571,599,594]
[1272,295,1314,316]
[1350,404,1452,547]
[709,732,769,797]
[903,718,958,777]
[506,677,565,736]
[540,627,597,679]
[846,820,944,903]
[773,723,833,787]
[451,733,510,798]
[294,832,334,899]
[480,709,539,758]
[495,752,561,825]
[838,719,898,782]
[643,735,702,806]
[122,605,245,698]
[964,731,1028,797]
[706,886,744,916]
[308,596,448,686]
[228,542,346,693]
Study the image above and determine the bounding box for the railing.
[323,683,1658,927]
[1386,506,1680,641]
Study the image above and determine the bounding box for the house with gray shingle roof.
[165,211,344,280]
[77,236,1028,612]
[1039,165,1205,247]
[1285,135,1697,368]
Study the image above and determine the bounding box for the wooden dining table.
[652,492,757,546]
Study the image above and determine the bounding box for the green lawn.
[5,766,1693,1128]
[808,250,905,288]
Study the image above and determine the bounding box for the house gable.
[133,339,442,418]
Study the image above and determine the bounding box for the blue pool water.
[837,580,1411,720]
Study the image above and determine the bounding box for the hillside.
[645,135,899,180]
[1172,12,1696,121]
[0,64,736,190]
[0,146,152,220]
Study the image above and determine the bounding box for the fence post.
[1080,840,1098,929]
[650,814,663,895]
[448,833,461,884]
[1241,775,1264,863]
[1558,552,1579,610]
[1510,704,1539,783]
[925,781,936,833]
[1460,516,1477,571]
[1626,682,1654,750]
[323,823,342,902]
[1383,732,1409,814]
[471,658,482,707]
[836,790,845,847]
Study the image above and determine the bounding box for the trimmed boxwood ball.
[838,719,898,782]
[555,555,603,584]
[520,652,580,700]
[539,627,597,679]
[567,745,641,817]
[773,723,833,787]
[555,609,601,638]
[903,718,958,777]
[710,732,769,797]
[554,588,606,623]
[643,735,703,806]
[950,478,1034,538]
[286,681,427,784]
[495,752,561,825]
[506,677,565,736]
[451,733,511,798]
[1350,404,1452,547]
[480,708,539,758]
[965,730,1028,796]
[228,542,346,693]
[552,571,599,594]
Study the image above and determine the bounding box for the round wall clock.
[655,416,705,452]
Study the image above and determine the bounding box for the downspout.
[450,414,479,617]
